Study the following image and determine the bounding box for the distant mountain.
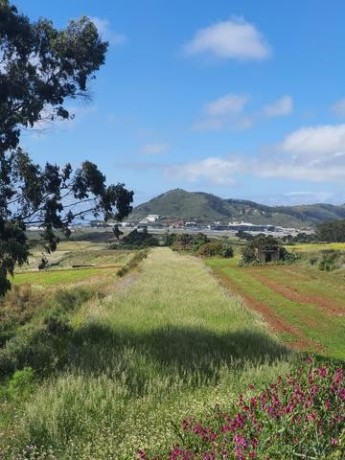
[129,189,345,227]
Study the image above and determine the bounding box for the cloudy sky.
[16,0,345,206]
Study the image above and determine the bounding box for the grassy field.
[12,266,119,287]
[206,257,345,360]
[286,242,345,252]
[0,248,292,459]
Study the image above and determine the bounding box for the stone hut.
[255,247,281,263]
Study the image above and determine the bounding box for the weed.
[117,249,148,277]
[0,248,293,459]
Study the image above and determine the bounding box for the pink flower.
[233,434,247,448]
[319,367,328,378]
[333,368,343,385]
[137,449,147,459]
[324,400,331,411]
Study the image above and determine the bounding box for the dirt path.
[213,270,324,353]
[248,270,345,318]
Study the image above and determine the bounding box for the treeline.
[317,220,345,242]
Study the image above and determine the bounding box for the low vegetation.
[307,249,345,272]
[119,228,160,249]
[141,358,344,459]
[1,234,344,459]
[206,257,345,359]
[168,233,234,258]
[0,247,292,459]
[240,235,297,265]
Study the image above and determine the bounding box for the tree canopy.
[0,1,133,296]
[316,220,345,243]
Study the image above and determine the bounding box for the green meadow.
[206,257,345,360]
[287,242,345,252]
[0,247,292,459]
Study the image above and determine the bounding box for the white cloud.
[263,96,293,117]
[193,93,251,131]
[252,124,345,182]
[205,94,249,116]
[280,124,345,156]
[255,156,345,182]
[163,157,242,185]
[233,116,254,131]
[164,122,345,186]
[91,17,126,46]
[142,143,169,155]
[129,121,345,188]
[184,17,271,60]
[192,118,225,131]
[284,191,334,203]
[331,98,345,117]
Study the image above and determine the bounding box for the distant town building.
[146,214,160,222]
[228,222,276,232]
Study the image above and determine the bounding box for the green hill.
[129,189,345,227]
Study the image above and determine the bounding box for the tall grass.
[1,248,292,459]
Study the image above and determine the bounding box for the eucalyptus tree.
[0,1,133,295]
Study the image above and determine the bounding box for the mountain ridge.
[130,189,345,227]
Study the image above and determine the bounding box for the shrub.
[169,233,209,252]
[318,250,344,272]
[53,288,93,313]
[240,235,294,265]
[5,367,36,401]
[121,229,159,249]
[139,358,345,460]
[117,250,148,277]
[0,287,95,380]
[196,241,234,258]
[0,285,49,348]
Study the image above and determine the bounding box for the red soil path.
[248,269,344,318]
[214,270,324,353]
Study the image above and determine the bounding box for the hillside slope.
[130,189,345,227]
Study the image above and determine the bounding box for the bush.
[117,250,148,277]
[196,241,234,258]
[140,358,345,459]
[5,367,36,401]
[240,235,294,265]
[0,287,95,380]
[53,288,93,314]
[0,285,49,348]
[318,250,344,272]
[120,229,159,249]
[169,233,209,252]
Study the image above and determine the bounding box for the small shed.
[255,247,281,263]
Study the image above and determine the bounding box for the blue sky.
[15,0,345,206]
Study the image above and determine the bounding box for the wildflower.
[333,368,343,385]
[233,434,247,448]
[182,419,190,431]
[137,449,147,460]
[324,400,331,410]
[318,367,328,378]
